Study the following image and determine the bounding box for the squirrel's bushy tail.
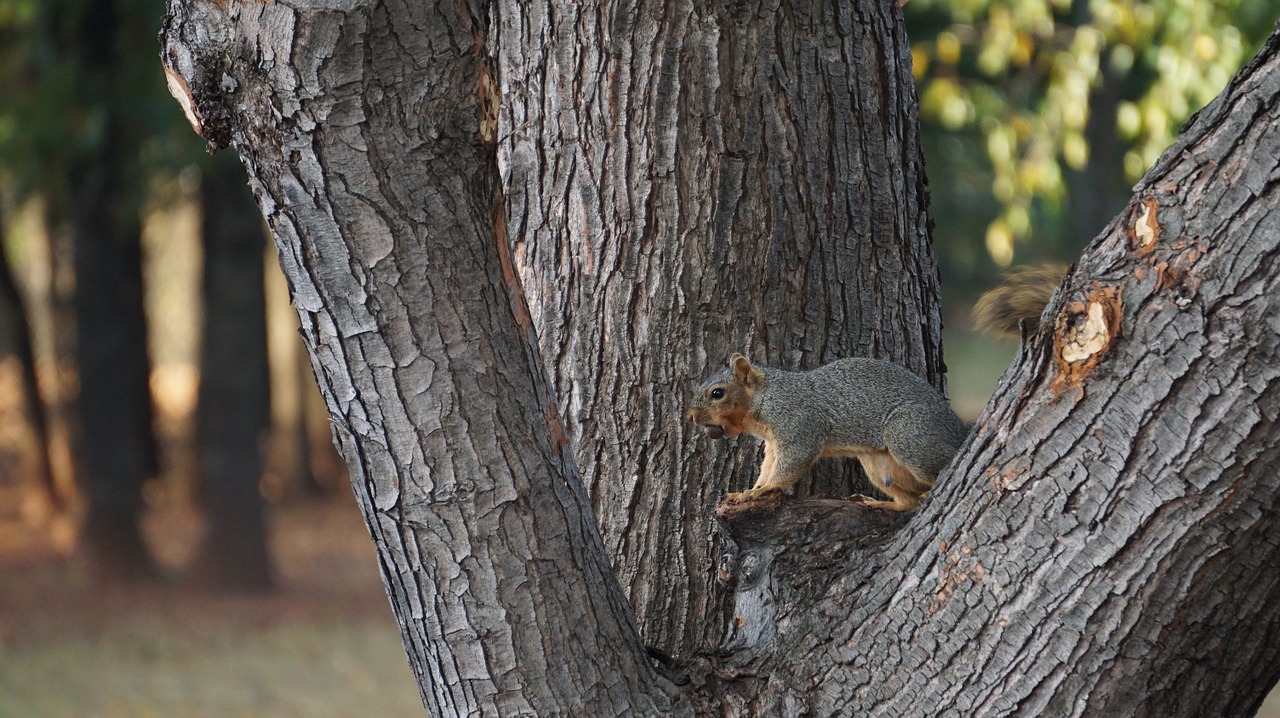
[972,263,1068,338]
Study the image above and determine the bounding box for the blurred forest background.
[0,0,1276,716]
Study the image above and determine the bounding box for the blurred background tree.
[0,0,341,588]
[906,0,1272,297]
[1,0,177,580]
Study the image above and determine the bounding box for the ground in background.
[0,497,423,718]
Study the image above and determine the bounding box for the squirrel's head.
[686,353,764,439]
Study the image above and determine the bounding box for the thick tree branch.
[711,495,910,658]
[699,27,1280,717]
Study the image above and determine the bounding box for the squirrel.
[688,265,1063,511]
[687,353,970,511]
[970,263,1067,339]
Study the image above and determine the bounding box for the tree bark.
[493,0,941,657]
[704,30,1280,716]
[191,150,273,590]
[162,1,679,713]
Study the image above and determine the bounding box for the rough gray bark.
[494,0,942,656]
[705,29,1280,716]
[161,1,679,713]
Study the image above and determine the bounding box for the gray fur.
[756,359,966,453]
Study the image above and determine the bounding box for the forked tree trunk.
[161,0,1280,714]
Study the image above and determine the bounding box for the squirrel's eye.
[710,388,725,400]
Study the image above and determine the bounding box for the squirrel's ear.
[730,353,762,387]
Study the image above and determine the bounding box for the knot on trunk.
[713,494,911,657]
[160,1,237,152]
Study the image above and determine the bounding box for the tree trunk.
[161,0,1280,713]
[70,158,156,581]
[493,0,941,656]
[191,150,273,590]
[0,207,62,511]
[69,0,159,582]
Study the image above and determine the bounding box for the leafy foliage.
[0,0,198,210]
[907,0,1270,265]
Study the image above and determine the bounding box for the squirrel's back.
[756,358,966,446]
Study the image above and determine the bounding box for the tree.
[190,149,273,590]
[4,0,281,583]
[67,0,160,581]
[0,206,61,511]
[160,0,1280,715]
[70,140,157,581]
[494,0,943,656]
[2,0,182,579]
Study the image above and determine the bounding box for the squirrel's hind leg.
[882,403,964,488]
[854,450,932,512]
[856,489,920,512]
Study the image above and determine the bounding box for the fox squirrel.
[688,354,970,511]
[689,266,1061,511]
